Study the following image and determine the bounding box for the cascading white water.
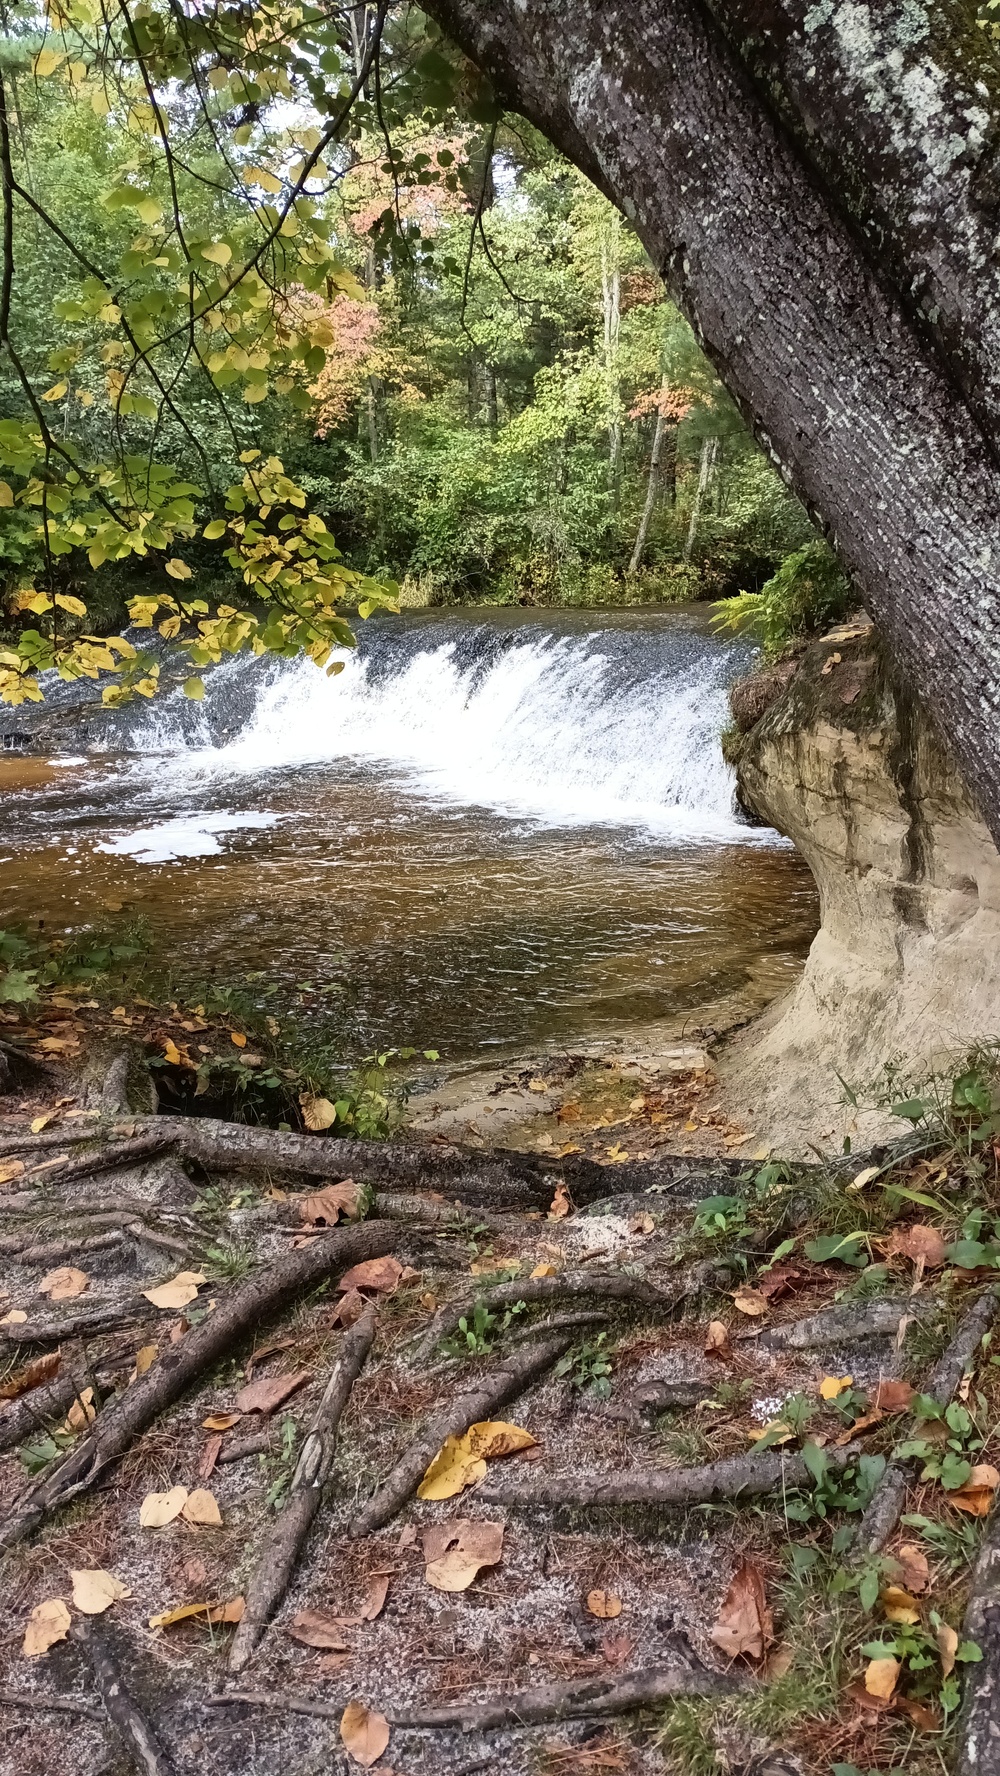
[137,615,758,844]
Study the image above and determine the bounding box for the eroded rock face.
[722,623,1000,1151]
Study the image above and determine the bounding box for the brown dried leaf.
[731,1284,769,1317]
[600,1631,636,1668]
[234,1369,311,1416]
[0,1349,60,1401]
[548,1183,572,1220]
[23,1598,71,1657]
[149,1595,244,1629]
[338,1255,404,1295]
[181,1487,222,1526]
[359,1572,391,1619]
[936,1622,959,1677]
[38,1265,88,1301]
[70,1569,130,1615]
[872,1379,916,1413]
[142,1269,206,1310]
[710,1561,773,1661]
[318,1651,353,1674]
[198,1434,223,1482]
[887,1224,947,1269]
[950,1462,1000,1516]
[893,1543,930,1596]
[64,1386,96,1431]
[0,1157,25,1186]
[140,1484,189,1528]
[297,1179,360,1226]
[423,1520,504,1592]
[329,1287,366,1328]
[895,1694,940,1732]
[202,1412,241,1432]
[586,1590,622,1620]
[300,1093,337,1131]
[756,1262,808,1301]
[704,1319,732,1358]
[864,1656,900,1699]
[287,1609,352,1650]
[0,1309,28,1325]
[340,1699,390,1767]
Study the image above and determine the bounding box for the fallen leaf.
[548,1183,572,1220]
[235,1369,311,1416]
[630,1213,655,1235]
[848,1164,882,1191]
[710,1561,773,1661]
[748,1420,793,1447]
[881,1585,921,1625]
[359,1573,391,1619]
[134,1344,157,1377]
[38,1265,88,1301]
[183,1557,208,1588]
[142,1269,206,1310]
[298,1179,359,1226]
[300,1093,337,1131]
[329,1287,366,1328]
[245,1336,297,1378]
[168,1317,189,1343]
[949,1462,1000,1516]
[423,1520,504,1592]
[182,1488,222,1526]
[586,1589,622,1620]
[0,1158,25,1185]
[230,1030,247,1048]
[704,1320,732,1358]
[834,1408,884,1446]
[756,1262,808,1302]
[821,650,842,675]
[70,1569,130,1615]
[64,1386,96,1431]
[340,1699,390,1768]
[418,1420,537,1501]
[23,1598,71,1657]
[338,1256,404,1295]
[0,1350,60,1401]
[872,1379,916,1413]
[601,1631,636,1668]
[765,1644,795,1682]
[530,1262,557,1279]
[887,1224,947,1269]
[893,1543,930,1596]
[732,1284,769,1317]
[30,1114,54,1133]
[287,1609,353,1650]
[140,1484,190,1528]
[820,1374,853,1400]
[318,1650,354,1673]
[202,1412,241,1432]
[0,1308,28,1325]
[936,1621,959,1677]
[895,1694,940,1732]
[163,1037,182,1066]
[199,1434,223,1481]
[149,1595,244,1629]
[864,1656,900,1699]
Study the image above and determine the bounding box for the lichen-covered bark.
[703,0,1000,452]
[425,0,1000,849]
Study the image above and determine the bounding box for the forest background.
[0,3,855,686]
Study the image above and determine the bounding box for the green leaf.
[891,1098,927,1123]
[183,677,204,700]
[803,1231,867,1266]
[946,1239,991,1269]
[203,519,227,540]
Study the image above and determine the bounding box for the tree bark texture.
[425,0,1000,847]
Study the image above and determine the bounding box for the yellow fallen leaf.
[423,1519,504,1593]
[30,1114,54,1133]
[142,1269,206,1310]
[747,1421,793,1446]
[528,1078,548,1093]
[149,1595,244,1629]
[586,1589,622,1619]
[202,1412,240,1432]
[230,1030,247,1048]
[64,1386,96,1431]
[820,1374,853,1400]
[163,1037,182,1066]
[38,1265,89,1300]
[864,1655,900,1699]
[418,1420,536,1501]
[949,1462,1000,1516]
[340,1698,390,1767]
[530,1262,557,1279]
[71,1568,131,1615]
[881,1585,921,1625]
[134,1344,157,1377]
[23,1598,71,1657]
[936,1621,959,1677]
[0,1309,28,1325]
[181,1488,222,1526]
[140,1484,189,1528]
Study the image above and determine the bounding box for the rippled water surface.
[0,606,819,1058]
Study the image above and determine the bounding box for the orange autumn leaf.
[710,1561,773,1661]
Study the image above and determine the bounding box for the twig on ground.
[72,1617,174,1775]
[0,1220,398,1551]
[228,1305,377,1672]
[478,1444,859,1510]
[203,1692,346,1721]
[0,1688,103,1721]
[350,1333,574,1538]
[216,1431,273,1464]
[391,1660,742,1729]
[853,1290,999,1556]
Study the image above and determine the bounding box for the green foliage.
[554,1332,613,1399]
[442,1297,526,1358]
[712,539,852,655]
[328,1046,439,1141]
[0,920,148,1003]
[896,1397,984,1490]
[784,1444,886,1524]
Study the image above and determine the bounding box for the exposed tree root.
[760,1297,929,1351]
[23,1134,173,1187]
[853,1291,999,1556]
[228,1305,377,1672]
[957,1494,1000,1776]
[0,1220,397,1551]
[478,1444,858,1511]
[72,1617,174,1776]
[390,1660,743,1730]
[0,1359,121,1452]
[410,1266,704,1368]
[216,1431,273,1465]
[1,1298,150,1345]
[350,1333,574,1538]
[15,1228,127,1266]
[0,1689,103,1721]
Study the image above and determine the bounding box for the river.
[0,606,819,1061]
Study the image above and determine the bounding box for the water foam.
[139,623,754,843]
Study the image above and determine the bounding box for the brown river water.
[0,607,819,1062]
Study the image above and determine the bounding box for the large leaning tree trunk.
[424,0,1000,848]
